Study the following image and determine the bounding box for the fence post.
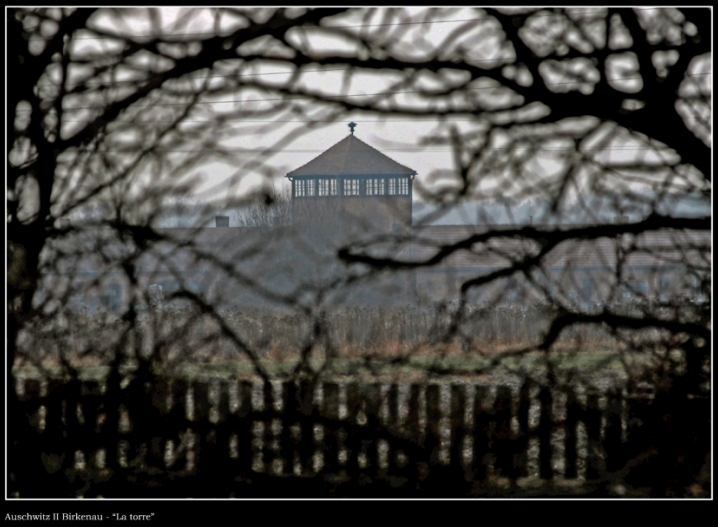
[515,381,532,480]
[192,381,210,422]
[194,380,228,476]
[233,380,254,476]
[99,375,123,473]
[493,386,515,480]
[322,382,341,475]
[43,379,74,474]
[386,384,401,476]
[11,378,45,497]
[425,384,442,472]
[76,380,104,474]
[65,378,93,492]
[625,388,653,444]
[20,378,44,431]
[215,379,232,467]
[279,380,297,476]
[583,393,604,482]
[449,384,467,476]
[402,384,426,481]
[147,377,172,470]
[295,381,316,476]
[364,383,382,475]
[167,378,190,471]
[472,385,492,481]
[537,386,554,481]
[344,382,362,477]
[604,389,625,474]
[563,387,581,480]
[261,380,276,473]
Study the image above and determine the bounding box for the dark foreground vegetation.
[9,372,710,498]
[10,302,710,498]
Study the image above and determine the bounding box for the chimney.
[615,214,629,223]
[215,215,229,227]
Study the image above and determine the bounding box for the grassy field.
[13,304,673,383]
[13,347,653,383]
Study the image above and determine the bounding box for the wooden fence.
[9,376,709,497]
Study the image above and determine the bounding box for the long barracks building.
[42,125,710,313]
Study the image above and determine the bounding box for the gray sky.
[50,8,711,210]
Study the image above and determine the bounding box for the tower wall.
[292,195,411,233]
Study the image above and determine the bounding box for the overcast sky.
[58,8,710,209]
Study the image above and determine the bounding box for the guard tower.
[286,123,416,233]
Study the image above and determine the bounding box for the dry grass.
[14,304,634,377]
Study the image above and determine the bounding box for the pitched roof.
[405,225,711,270]
[287,134,417,177]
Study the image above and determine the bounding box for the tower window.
[294,180,304,197]
[399,177,409,195]
[386,177,409,195]
[294,179,316,197]
[318,178,337,196]
[344,179,360,196]
[366,178,386,196]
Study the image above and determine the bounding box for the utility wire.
[25,8,664,41]
[36,57,524,87]
[19,72,711,112]
[72,146,686,153]
[35,65,710,88]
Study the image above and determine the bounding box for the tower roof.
[287,134,417,177]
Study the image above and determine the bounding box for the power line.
[30,8,688,88]
[37,62,710,89]
[20,72,710,112]
[72,17,487,39]
[27,8,663,42]
[35,55,520,87]
[49,119,545,123]
[73,146,684,153]
[37,68,353,87]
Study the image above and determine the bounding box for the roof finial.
[348,121,357,135]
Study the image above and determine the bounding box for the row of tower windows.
[293,177,410,198]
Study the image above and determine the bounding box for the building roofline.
[286,172,416,179]
[286,134,417,177]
